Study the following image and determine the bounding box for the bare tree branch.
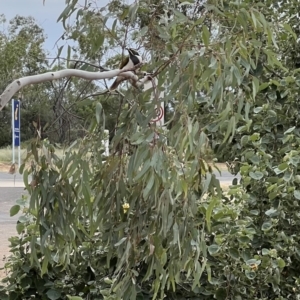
[0,64,145,111]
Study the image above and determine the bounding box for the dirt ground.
[0,163,10,172]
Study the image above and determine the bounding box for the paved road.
[0,187,24,224]
[0,187,25,272]
[0,173,24,187]
[216,170,240,185]
[0,171,238,187]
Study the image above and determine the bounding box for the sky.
[2,0,110,56]
[2,0,67,55]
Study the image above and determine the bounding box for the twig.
[47,57,109,71]
[61,103,84,120]
[46,81,93,130]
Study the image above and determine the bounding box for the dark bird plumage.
[109,48,143,91]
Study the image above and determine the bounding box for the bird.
[109,48,143,91]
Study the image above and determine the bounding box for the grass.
[0,146,70,173]
[0,147,27,163]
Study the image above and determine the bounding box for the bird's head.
[126,48,140,56]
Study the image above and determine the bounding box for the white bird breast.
[136,55,143,64]
[123,55,143,70]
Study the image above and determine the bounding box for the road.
[0,172,24,187]
[0,171,238,187]
[0,186,26,273]
[216,170,240,186]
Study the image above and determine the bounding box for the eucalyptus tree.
[0,15,49,146]
[1,0,299,299]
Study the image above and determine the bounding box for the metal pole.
[18,146,21,167]
[143,77,165,137]
[18,100,21,167]
[11,99,15,164]
[143,79,164,125]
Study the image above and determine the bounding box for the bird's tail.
[109,76,125,91]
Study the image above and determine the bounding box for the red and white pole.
[143,77,165,133]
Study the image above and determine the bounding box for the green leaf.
[67,296,83,300]
[245,270,256,280]
[246,259,261,266]
[111,19,118,33]
[114,237,127,247]
[208,244,220,255]
[202,25,210,46]
[128,2,139,23]
[10,205,20,217]
[140,26,148,37]
[23,169,30,191]
[41,255,49,277]
[278,162,288,171]
[262,248,270,255]
[206,197,218,232]
[252,77,259,99]
[46,289,61,300]
[251,11,257,28]
[259,82,269,91]
[284,126,295,134]
[143,173,155,198]
[19,163,25,174]
[294,190,300,200]
[67,45,71,67]
[277,258,286,268]
[250,209,259,215]
[238,236,251,243]
[241,135,249,146]
[249,171,264,180]
[253,107,262,113]
[283,23,297,40]
[0,292,8,300]
[261,221,272,231]
[16,222,25,234]
[95,102,102,124]
[92,34,104,53]
[173,9,189,22]
[265,208,277,217]
[172,222,180,251]
[229,248,239,260]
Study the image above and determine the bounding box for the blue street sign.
[13,100,20,146]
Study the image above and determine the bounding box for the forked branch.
[0,63,147,111]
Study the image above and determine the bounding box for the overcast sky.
[2,0,68,54]
[2,0,111,56]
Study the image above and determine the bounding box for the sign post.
[12,99,21,167]
[143,77,165,130]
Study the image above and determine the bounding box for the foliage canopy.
[2,0,300,299]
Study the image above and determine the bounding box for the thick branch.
[0,67,141,111]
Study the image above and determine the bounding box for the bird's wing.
[109,76,126,91]
[119,56,130,69]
